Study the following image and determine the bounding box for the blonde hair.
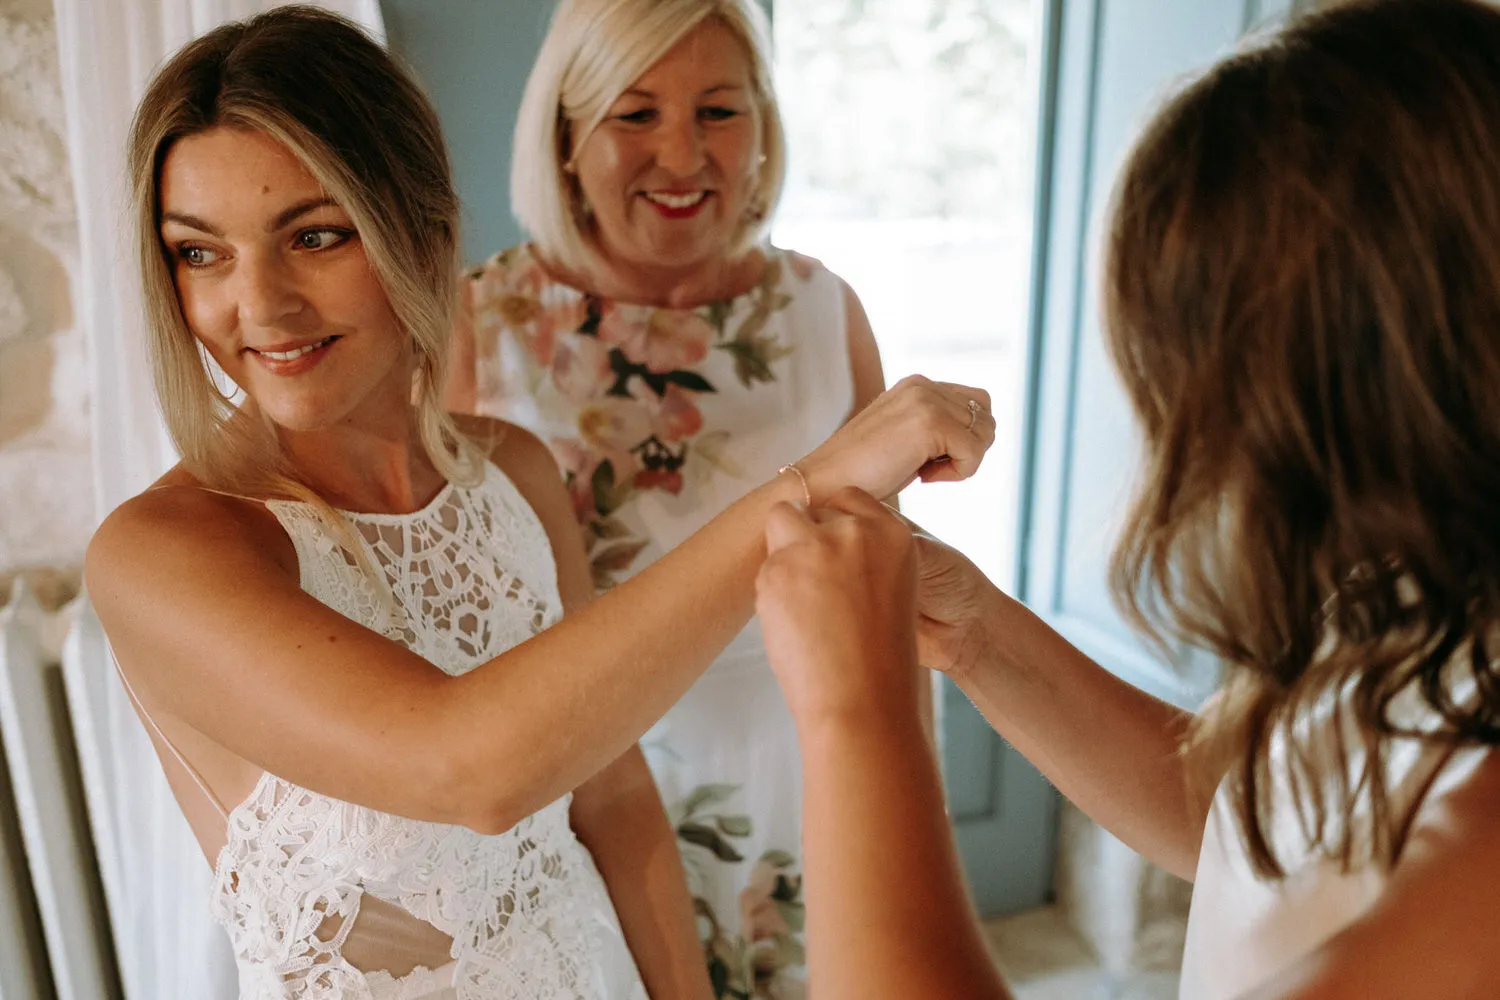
[127,5,482,516]
[511,0,786,274]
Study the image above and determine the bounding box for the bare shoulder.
[85,467,296,617]
[1404,744,1500,852]
[452,414,560,487]
[451,414,570,520]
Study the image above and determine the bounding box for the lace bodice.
[209,463,646,1000]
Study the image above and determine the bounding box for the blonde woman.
[85,7,993,1000]
[444,3,897,990]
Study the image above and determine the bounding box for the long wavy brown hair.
[1105,0,1500,877]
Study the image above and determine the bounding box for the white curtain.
[51,2,384,996]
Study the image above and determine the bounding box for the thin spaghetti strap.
[110,652,231,822]
[144,482,268,507]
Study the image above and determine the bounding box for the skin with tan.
[88,121,993,995]
[755,499,1500,1000]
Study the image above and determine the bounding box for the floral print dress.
[453,243,854,999]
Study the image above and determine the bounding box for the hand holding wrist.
[755,489,925,729]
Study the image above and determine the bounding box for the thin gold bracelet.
[778,462,813,507]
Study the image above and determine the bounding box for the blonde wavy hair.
[511,0,787,275]
[127,4,482,513]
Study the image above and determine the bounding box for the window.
[774,0,1043,589]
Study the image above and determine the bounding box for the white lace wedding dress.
[164,463,648,999]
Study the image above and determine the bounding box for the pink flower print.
[551,334,614,403]
[738,861,792,943]
[633,468,684,496]
[489,293,544,359]
[647,383,705,443]
[577,397,652,455]
[552,438,602,521]
[494,293,540,328]
[472,259,517,305]
[525,297,588,367]
[514,257,552,296]
[598,304,713,373]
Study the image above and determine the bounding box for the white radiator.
[0,580,119,999]
[0,581,238,1000]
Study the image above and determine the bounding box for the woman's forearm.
[571,749,712,1000]
[954,589,1207,879]
[798,706,1012,1000]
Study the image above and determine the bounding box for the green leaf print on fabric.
[671,783,741,824]
[717,815,753,837]
[590,460,636,517]
[671,783,806,999]
[710,255,798,391]
[679,822,746,862]
[717,338,795,389]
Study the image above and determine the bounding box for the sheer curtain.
[51,2,384,995]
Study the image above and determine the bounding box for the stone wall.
[0,0,90,609]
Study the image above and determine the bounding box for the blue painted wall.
[380,1,554,266]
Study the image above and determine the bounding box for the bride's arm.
[86,376,993,835]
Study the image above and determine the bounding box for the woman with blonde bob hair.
[508,0,786,278]
[447,2,896,988]
[86,5,993,998]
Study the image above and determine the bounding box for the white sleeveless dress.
[200,464,648,1000]
[1179,679,1493,998]
[455,244,855,997]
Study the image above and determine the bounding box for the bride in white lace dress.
[84,8,996,1000]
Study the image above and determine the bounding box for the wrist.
[761,465,815,512]
[792,688,930,752]
[785,661,925,738]
[777,462,813,506]
[945,584,1014,687]
[791,452,843,506]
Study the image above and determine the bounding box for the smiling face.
[571,17,763,278]
[157,126,410,434]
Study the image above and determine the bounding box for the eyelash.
[614,107,741,125]
[174,227,355,269]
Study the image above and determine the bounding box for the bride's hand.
[796,375,995,502]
